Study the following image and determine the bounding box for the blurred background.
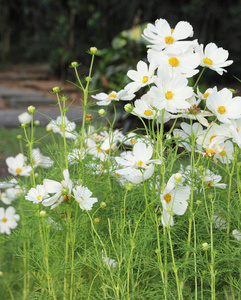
[1,0,241,89]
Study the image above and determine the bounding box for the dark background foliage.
[0,0,241,85]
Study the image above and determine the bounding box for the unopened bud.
[52,86,61,94]
[34,120,40,126]
[98,109,106,117]
[46,124,52,132]
[100,201,106,208]
[70,61,78,68]
[174,173,182,183]
[28,105,36,114]
[39,210,46,217]
[202,242,209,250]
[124,103,133,113]
[89,47,98,54]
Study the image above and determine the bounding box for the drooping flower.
[202,169,227,189]
[42,169,73,209]
[196,42,233,75]
[73,185,98,211]
[6,153,32,177]
[0,206,20,235]
[25,185,49,203]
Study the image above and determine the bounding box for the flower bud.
[17,135,22,140]
[70,61,78,68]
[100,201,106,208]
[202,242,209,250]
[89,47,98,54]
[63,108,69,113]
[52,86,61,94]
[85,114,93,122]
[39,210,46,217]
[98,109,106,117]
[125,183,133,191]
[94,217,100,223]
[124,103,133,113]
[85,76,92,82]
[61,95,68,102]
[174,173,182,183]
[0,271,3,277]
[28,105,36,114]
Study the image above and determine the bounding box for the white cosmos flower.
[25,185,49,203]
[232,229,241,242]
[119,164,155,184]
[0,192,11,205]
[42,169,73,209]
[132,97,156,120]
[18,112,31,125]
[0,206,20,235]
[148,71,193,113]
[48,116,77,139]
[202,169,227,189]
[73,185,98,211]
[32,148,53,168]
[206,87,241,124]
[0,178,18,189]
[173,121,204,151]
[161,174,191,216]
[196,42,233,75]
[68,148,85,165]
[102,250,118,269]
[92,89,134,106]
[6,153,32,177]
[142,18,196,53]
[125,60,156,94]
[115,142,161,175]
[148,49,200,78]
[214,140,234,164]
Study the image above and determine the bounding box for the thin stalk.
[210,198,215,300]
[167,228,182,300]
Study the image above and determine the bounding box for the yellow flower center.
[165,91,174,100]
[144,110,153,116]
[2,217,7,223]
[203,57,213,65]
[142,76,149,83]
[168,57,179,67]
[37,195,41,200]
[205,148,215,155]
[138,160,143,166]
[217,106,226,114]
[219,150,226,156]
[203,92,210,98]
[108,93,117,98]
[115,173,121,177]
[131,139,137,144]
[165,35,174,44]
[15,168,22,174]
[237,128,239,133]
[164,193,172,204]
